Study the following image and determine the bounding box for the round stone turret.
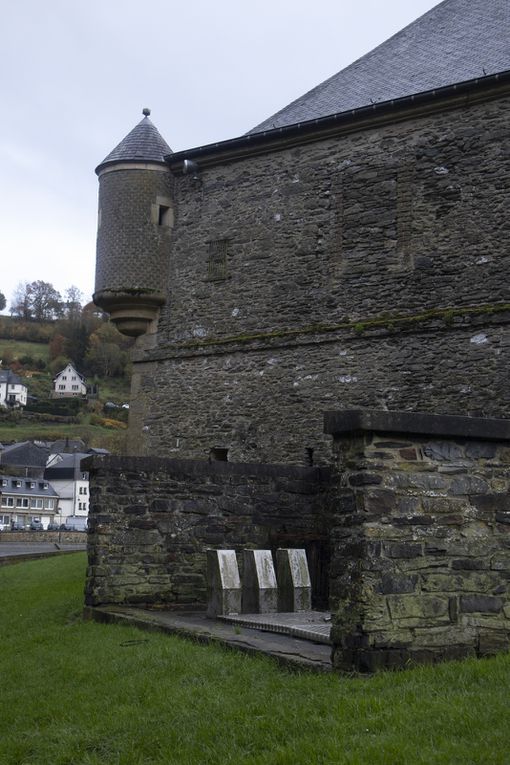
[94,110,174,336]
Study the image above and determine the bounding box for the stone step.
[217,611,332,645]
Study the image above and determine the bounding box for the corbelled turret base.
[93,290,165,337]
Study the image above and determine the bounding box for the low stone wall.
[326,411,510,671]
[84,411,510,672]
[1,531,86,544]
[83,456,331,609]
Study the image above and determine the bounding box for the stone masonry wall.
[161,94,510,342]
[96,167,174,295]
[127,91,510,464]
[329,427,510,672]
[84,456,331,609]
[129,316,510,464]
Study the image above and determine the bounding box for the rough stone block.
[348,473,383,487]
[385,542,422,559]
[387,594,450,623]
[465,442,497,460]
[459,595,503,614]
[450,476,490,495]
[377,574,418,594]
[206,549,241,618]
[276,548,312,611]
[363,489,396,514]
[477,630,509,656]
[242,549,278,614]
[421,572,499,593]
[423,442,463,462]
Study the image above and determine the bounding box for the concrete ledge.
[324,409,510,441]
[83,606,332,673]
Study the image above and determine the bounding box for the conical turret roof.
[250,0,510,133]
[96,109,172,173]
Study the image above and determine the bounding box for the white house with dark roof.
[0,368,27,408]
[0,475,58,529]
[44,452,89,528]
[52,363,87,398]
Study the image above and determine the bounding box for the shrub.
[25,398,85,416]
[90,413,127,429]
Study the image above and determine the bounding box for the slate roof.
[0,441,50,468]
[250,0,510,133]
[49,438,86,454]
[45,452,89,481]
[0,474,58,498]
[0,369,25,386]
[97,109,173,173]
[52,363,86,384]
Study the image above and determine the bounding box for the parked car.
[30,520,44,531]
[11,521,26,531]
[47,522,60,531]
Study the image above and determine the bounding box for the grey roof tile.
[250,0,510,133]
[45,452,89,480]
[49,439,86,454]
[0,369,24,386]
[97,109,172,171]
[0,474,58,498]
[0,442,50,468]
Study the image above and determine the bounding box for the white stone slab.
[206,549,241,618]
[276,548,312,612]
[242,549,278,613]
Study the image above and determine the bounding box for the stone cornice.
[324,409,510,441]
[97,162,169,178]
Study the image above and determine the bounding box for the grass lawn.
[0,423,126,452]
[96,376,131,404]
[1,554,509,765]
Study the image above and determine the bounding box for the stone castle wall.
[328,412,510,671]
[84,456,332,609]
[129,316,510,464]
[85,412,510,671]
[127,92,510,464]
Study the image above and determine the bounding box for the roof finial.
[142,107,151,117]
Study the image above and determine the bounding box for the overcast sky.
[1,0,440,313]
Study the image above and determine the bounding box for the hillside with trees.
[0,282,133,452]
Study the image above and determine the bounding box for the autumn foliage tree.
[48,333,67,361]
[85,322,131,377]
[11,281,63,320]
[6,282,133,381]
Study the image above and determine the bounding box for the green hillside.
[0,316,131,453]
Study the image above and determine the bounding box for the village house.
[52,363,87,398]
[0,475,58,530]
[44,452,89,529]
[0,368,27,408]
